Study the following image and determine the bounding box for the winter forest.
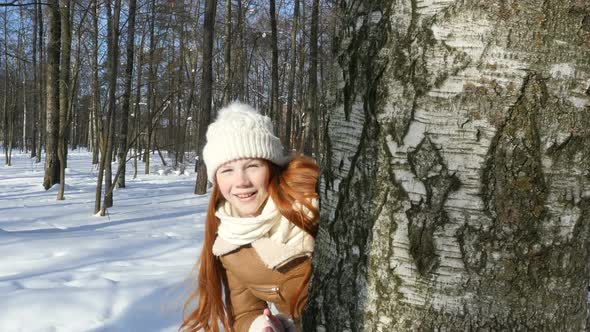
[2,0,590,331]
[0,0,329,212]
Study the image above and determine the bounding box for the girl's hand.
[260,308,285,332]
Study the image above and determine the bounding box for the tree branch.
[0,1,50,7]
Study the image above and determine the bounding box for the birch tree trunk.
[57,0,71,200]
[43,0,61,190]
[116,0,137,189]
[305,0,590,330]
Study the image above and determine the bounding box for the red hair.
[180,155,319,332]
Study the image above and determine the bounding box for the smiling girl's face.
[215,158,270,217]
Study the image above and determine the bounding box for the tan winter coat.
[219,245,310,332]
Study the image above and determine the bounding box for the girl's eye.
[247,164,259,168]
[220,168,232,174]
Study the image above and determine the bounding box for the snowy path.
[0,150,206,332]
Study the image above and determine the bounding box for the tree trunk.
[43,0,61,190]
[57,0,71,200]
[187,0,202,163]
[295,0,306,152]
[285,0,299,150]
[18,6,26,155]
[31,0,39,160]
[234,0,244,101]
[101,0,121,213]
[94,0,106,214]
[35,1,44,163]
[91,0,100,165]
[2,6,10,166]
[144,0,157,175]
[302,0,319,158]
[68,4,88,153]
[305,1,590,330]
[175,28,187,171]
[116,0,137,189]
[269,0,280,137]
[132,26,146,180]
[222,0,231,105]
[194,0,217,195]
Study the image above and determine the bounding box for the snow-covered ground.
[0,149,207,332]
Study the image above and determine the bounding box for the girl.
[180,102,319,332]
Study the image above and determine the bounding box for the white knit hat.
[203,102,288,182]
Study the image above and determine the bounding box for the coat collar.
[212,232,314,270]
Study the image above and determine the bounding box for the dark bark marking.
[481,73,548,225]
[406,137,461,276]
[321,116,334,197]
[582,14,590,33]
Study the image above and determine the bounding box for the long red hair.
[180,155,319,332]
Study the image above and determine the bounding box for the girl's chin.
[233,201,263,217]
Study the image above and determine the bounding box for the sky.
[0,149,207,332]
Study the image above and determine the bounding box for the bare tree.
[35,0,44,163]
[68,2,90,152]
[2,6,13,166]
[294,0,307,151]
[43,0,61,190]
[57,0,72,200]
[285,0,299,150]
[143,0,157,175]
[234,0,244,101]
[116,0,137,189]
[132,23,147,180]
[90,0,100,165]
[302,0,319,158]
[221,0,231,105]
[269,0,279,135]
[100,0,122,213]
[194,0,217,195]
[17,5,27,156]
[31,0,39,160]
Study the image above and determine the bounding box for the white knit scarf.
[212,197,316,269]
[215,197,283,245]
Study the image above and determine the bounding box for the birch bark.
[305,0,590,330]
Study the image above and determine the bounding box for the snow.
[0,149,207,332]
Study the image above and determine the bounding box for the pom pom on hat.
[203,102,288,182]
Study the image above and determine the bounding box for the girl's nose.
[235,170,251,187]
